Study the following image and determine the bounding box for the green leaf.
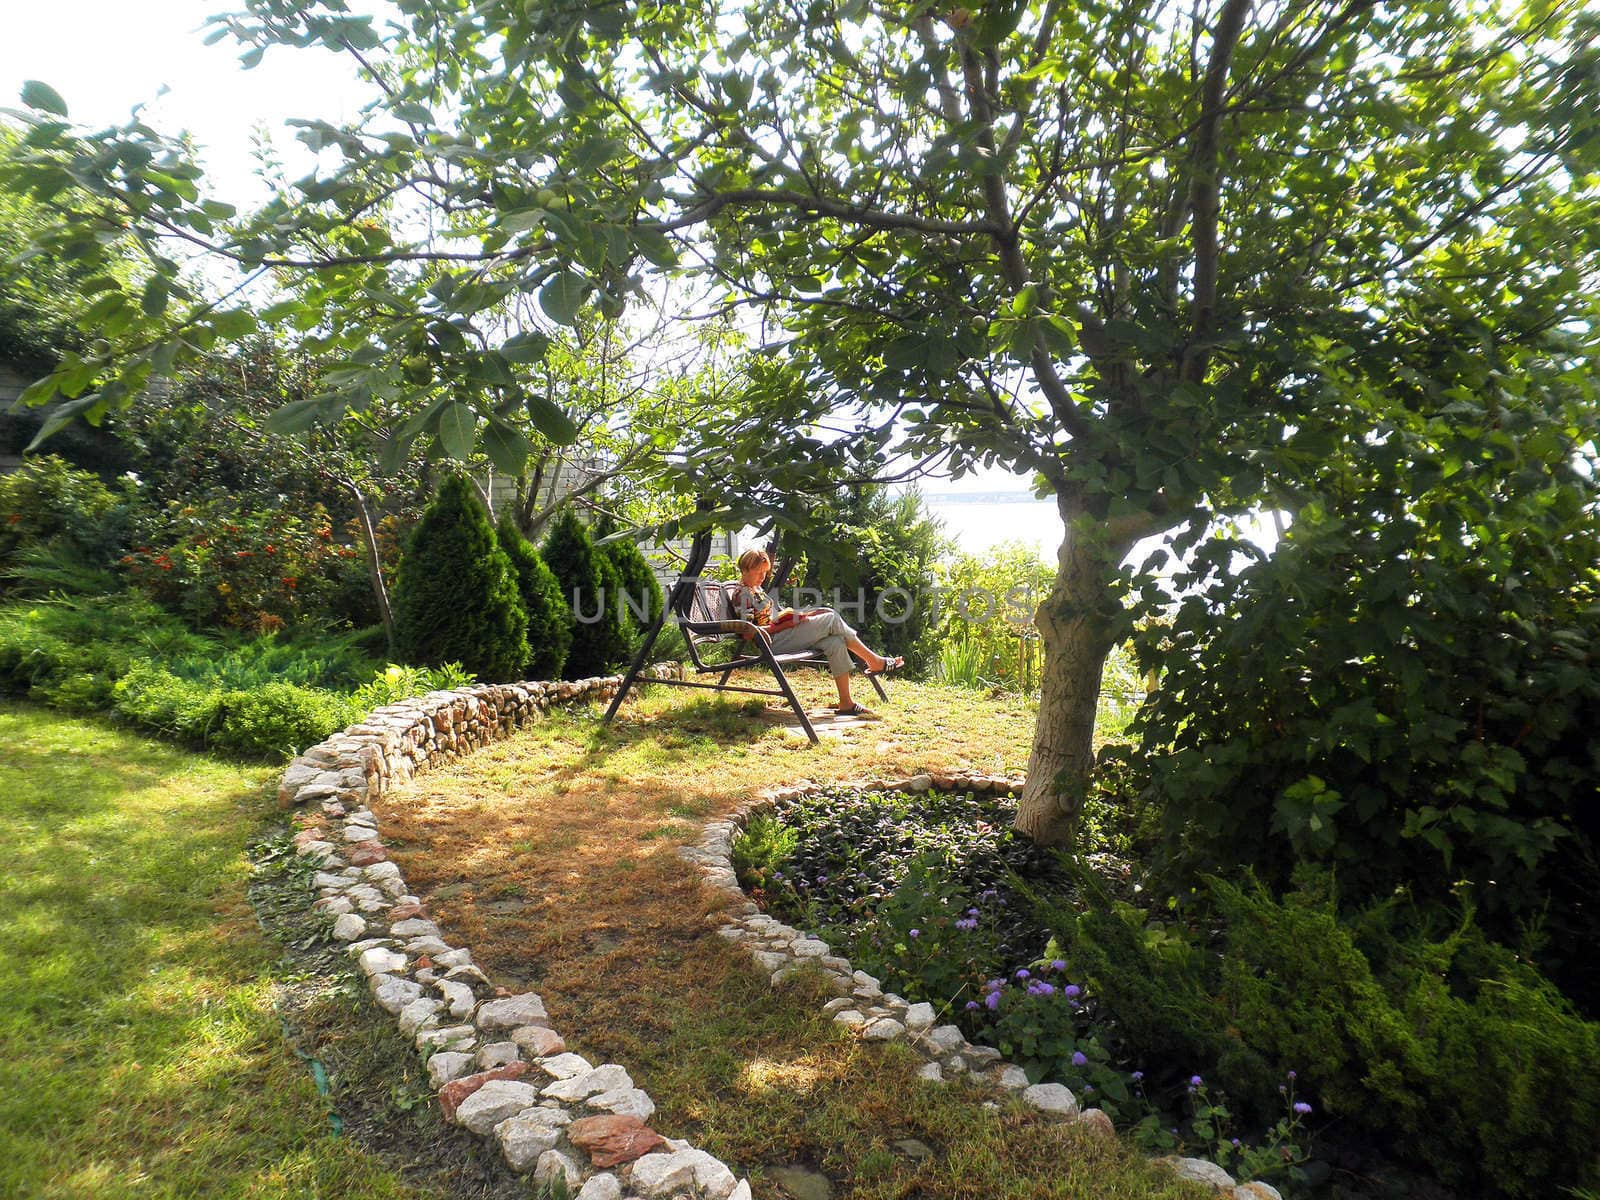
[481,417,533,474]
[20,80,68,117]
[438,401,478,459]
[538,272,589,326]
[501,331,550,364]
[525,393,577,444]
[25,394,102,451]
[264,397,324,436]
[140,278,169,318]
[393,101,434,125]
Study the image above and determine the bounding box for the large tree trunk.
[1015,502,1139,846]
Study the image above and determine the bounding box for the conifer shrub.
[541,509,631,678]
[594,516,664,635]
[496,511,572,680]
[391,475,527,681]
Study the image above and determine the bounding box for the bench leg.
[865,671,889,703]
[602,614,668,729]
[761,649,819,744]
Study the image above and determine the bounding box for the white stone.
[494,1113,562,1171]
[995,1065,1031,1090]
[476,992,548,1031]
[511,1026,566,1058]
[576,1172,622,1200]
[924,1025,966,1053]
[916,1062,945,1083]
[752,950,788,973]
[903,1002,935,1032]
[832,1009,867,1028]
[416,1024,476,1054]
[476,1041,520,1070]
[426,1051,476,1087]
[536,1052,593,1079]
[542,1063,632,1102]
[434,947,473,968]
[1234,1184,1283,1200]
[676,1148,737,1199]
[332,912,367,941]
[1159,1157,1237,1190]
[587,1086,654,1120]
[406,936,454,957]
[315,895,353,914]
[627,1150,699,1196]
[861,1018,905,1041]
[358,947,408,977]
[438,979,478,1020]
[534,1149,582,1188]
[791,939,829,958]
[343,824,379,842]
[296,840,336,859]
[372,976,424,1014]
[362,861,402,882]
[398,997,445,1037]
[390,918,440,938]
[726,1181,752,1200]
[455,1079,541,1134]
[1023,1082,1079,1118]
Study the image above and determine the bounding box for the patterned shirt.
[732,584,775,626]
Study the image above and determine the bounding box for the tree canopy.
[4,0,1598,841]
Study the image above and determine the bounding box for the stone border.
[679,771,1284,1200]
[282,669,754,1200]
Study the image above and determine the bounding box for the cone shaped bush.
[497,510,572,680]
[391,475,527,681]
[541,508,631,678]
[595,515,664,637]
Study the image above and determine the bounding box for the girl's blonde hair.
[737,548,771,573]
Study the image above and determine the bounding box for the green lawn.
[0,704,434,1200]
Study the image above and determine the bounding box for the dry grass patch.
[372,676,1202,1200]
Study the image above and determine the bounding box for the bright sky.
[0,0,376,205]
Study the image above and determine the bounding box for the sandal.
[835,702,879,718]
[869,655,905,675]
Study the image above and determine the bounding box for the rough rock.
[543,1063,632,1102]
[1158,1157,1237,1190]
[768,1165,832,1200]
[575,1173,623,1200]
[438,978,478,1020]
[390,917,441,938]
[535,1052,593,1079]
[398,997,445,1037]
[372,975,423,1014]
[923,1025,966,1054]
[916,1062,944,1083]
[832,1009,866,1029]
[567,1114,670,1168]
[454,1079,540,1135]
[1234,1184,1284,1200]
[1074,1108,1116,1139]
[348,843,387,867]
[494,1112,562,1171]
[625,1149,699,1197]
[994,1065,1031,1090]
[861,1018,905,1041]
[426,1052,476,1088]
[511,1025,566,1058]
[476,1041,520,1070]
[1023,1082,1079,1118]
[476,992,548,1031]
[357,946,407,977]
[587,1086,655,1121]
[332,913,367,941]
[534,1149,582,1189]
[416,1024,476,1054]
[903,1002,935,1032]
[439,1062,532,1122]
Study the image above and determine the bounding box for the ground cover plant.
[365,675,1206,1200]
[0,703,475,1200]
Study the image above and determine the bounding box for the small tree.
[496,509,572,681]
[391,474,527,681]
[594,514,664,637]
[541,509,631,679]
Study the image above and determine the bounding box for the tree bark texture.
[1015,501,1138,846]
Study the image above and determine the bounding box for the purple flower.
[1014,968,1030,981]
[1050,959,1067,971]
[1287,1070,1297,1081]
[1293,1101,1312,1115]
[816,874,828,883]
[980,888,998,901]
[908,928,920,938]
[984,991,1000,1011]
[1071,1051,1088,1067]
[955,918,977,931]
[1231,1138,1241,1147]
[1084,1085,1095,1094]
[984,978,1003,993]
[1130,1071,1144,1082]
[967,907,980,917]
[965,1000,979,1011]
[1189,1075,1203,1090]
[1035,982,1055,996]
[1064,984,1081,999]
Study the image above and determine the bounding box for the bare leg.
[834,674,853,708]
[845,635,888,673]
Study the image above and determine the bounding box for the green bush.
[0,455,127,590]
[391,475,528,681]
[349,662,477,710]
[594,515,664,638]
[1050,874,1600,1199]
[209,682,357,758]
[541,509,631,678]
[497,511,572,680]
